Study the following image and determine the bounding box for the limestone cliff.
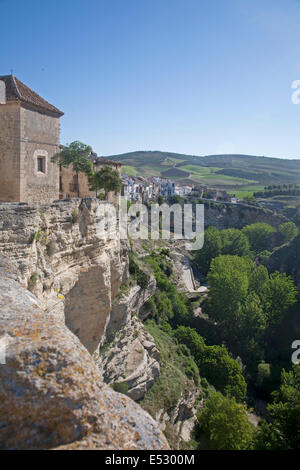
[98,316,161,401]
[106,276,156,338]
[203,203,286,230]
[0,255,169,450]
[0,199,128,353]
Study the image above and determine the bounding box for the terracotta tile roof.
[0,75,64,117]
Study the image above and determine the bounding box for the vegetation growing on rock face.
[122,203,300,450]
[129,253,150,289]
[140,320,200,449]
[71,209,80,224]
[173,326,247,402]
[253,366,300,450]
[112,381,129,395]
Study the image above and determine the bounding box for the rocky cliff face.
[0,255,169,450]
[0,199,128,353]
[106,276,156,337]
[0,199,203,449]
[203,203,286,230]
[155,390,201,445]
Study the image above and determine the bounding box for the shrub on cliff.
[197,392,254,450]
[129,253,150,289]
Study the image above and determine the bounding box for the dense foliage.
[206,255,298,374]
[241,223,275,253]
[132,210,299,450]
[173,326,247,401]
[197,392,254,450]
[253,366,300,449]
[88,166,122,197]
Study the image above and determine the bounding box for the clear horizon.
[2,0,300,159]
[103,149,300,161]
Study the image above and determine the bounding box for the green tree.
[260,271,298,329]
[278,222,298,243]
[253,366,300,449]
[201,345,247,401]
[194,226,222,275]
[197,392,254,450]
[242,223,275,253]
[173,326,247,401]
[89,166,122,199]
[206,256,271,361]
[207,255,252,324]
[221,228,251,257]
[248,264,269,295]
[237,292,267,367]
[51,141,93,197]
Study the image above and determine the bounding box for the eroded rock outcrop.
[155,391,201,445]
[106,277,156,337]
[0,255,169,450]
[203,203,286,230]
[98,317,160,401]
[0,199,128,353]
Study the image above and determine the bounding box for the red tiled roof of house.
[0,75,64,117]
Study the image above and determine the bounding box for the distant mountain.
[106,151,300,194]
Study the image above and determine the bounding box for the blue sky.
[1,0,300,158]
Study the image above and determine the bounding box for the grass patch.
[140,320,200,413]
[122,165,138,176]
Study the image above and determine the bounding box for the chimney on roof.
[0,80,6,104]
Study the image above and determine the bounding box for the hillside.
[267,234,300,290]
[107,151,300,197]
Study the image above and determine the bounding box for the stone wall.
[0,102,60,204]
[0,102,21,202]
[60,161,122,205]
[20,106,60,204]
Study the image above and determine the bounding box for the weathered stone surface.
[98,317,160,401]
[106,277,156,337]
[155,391,201,444]
[0,199,128,353]
[0,255,169,450]
[203,204,286,230]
